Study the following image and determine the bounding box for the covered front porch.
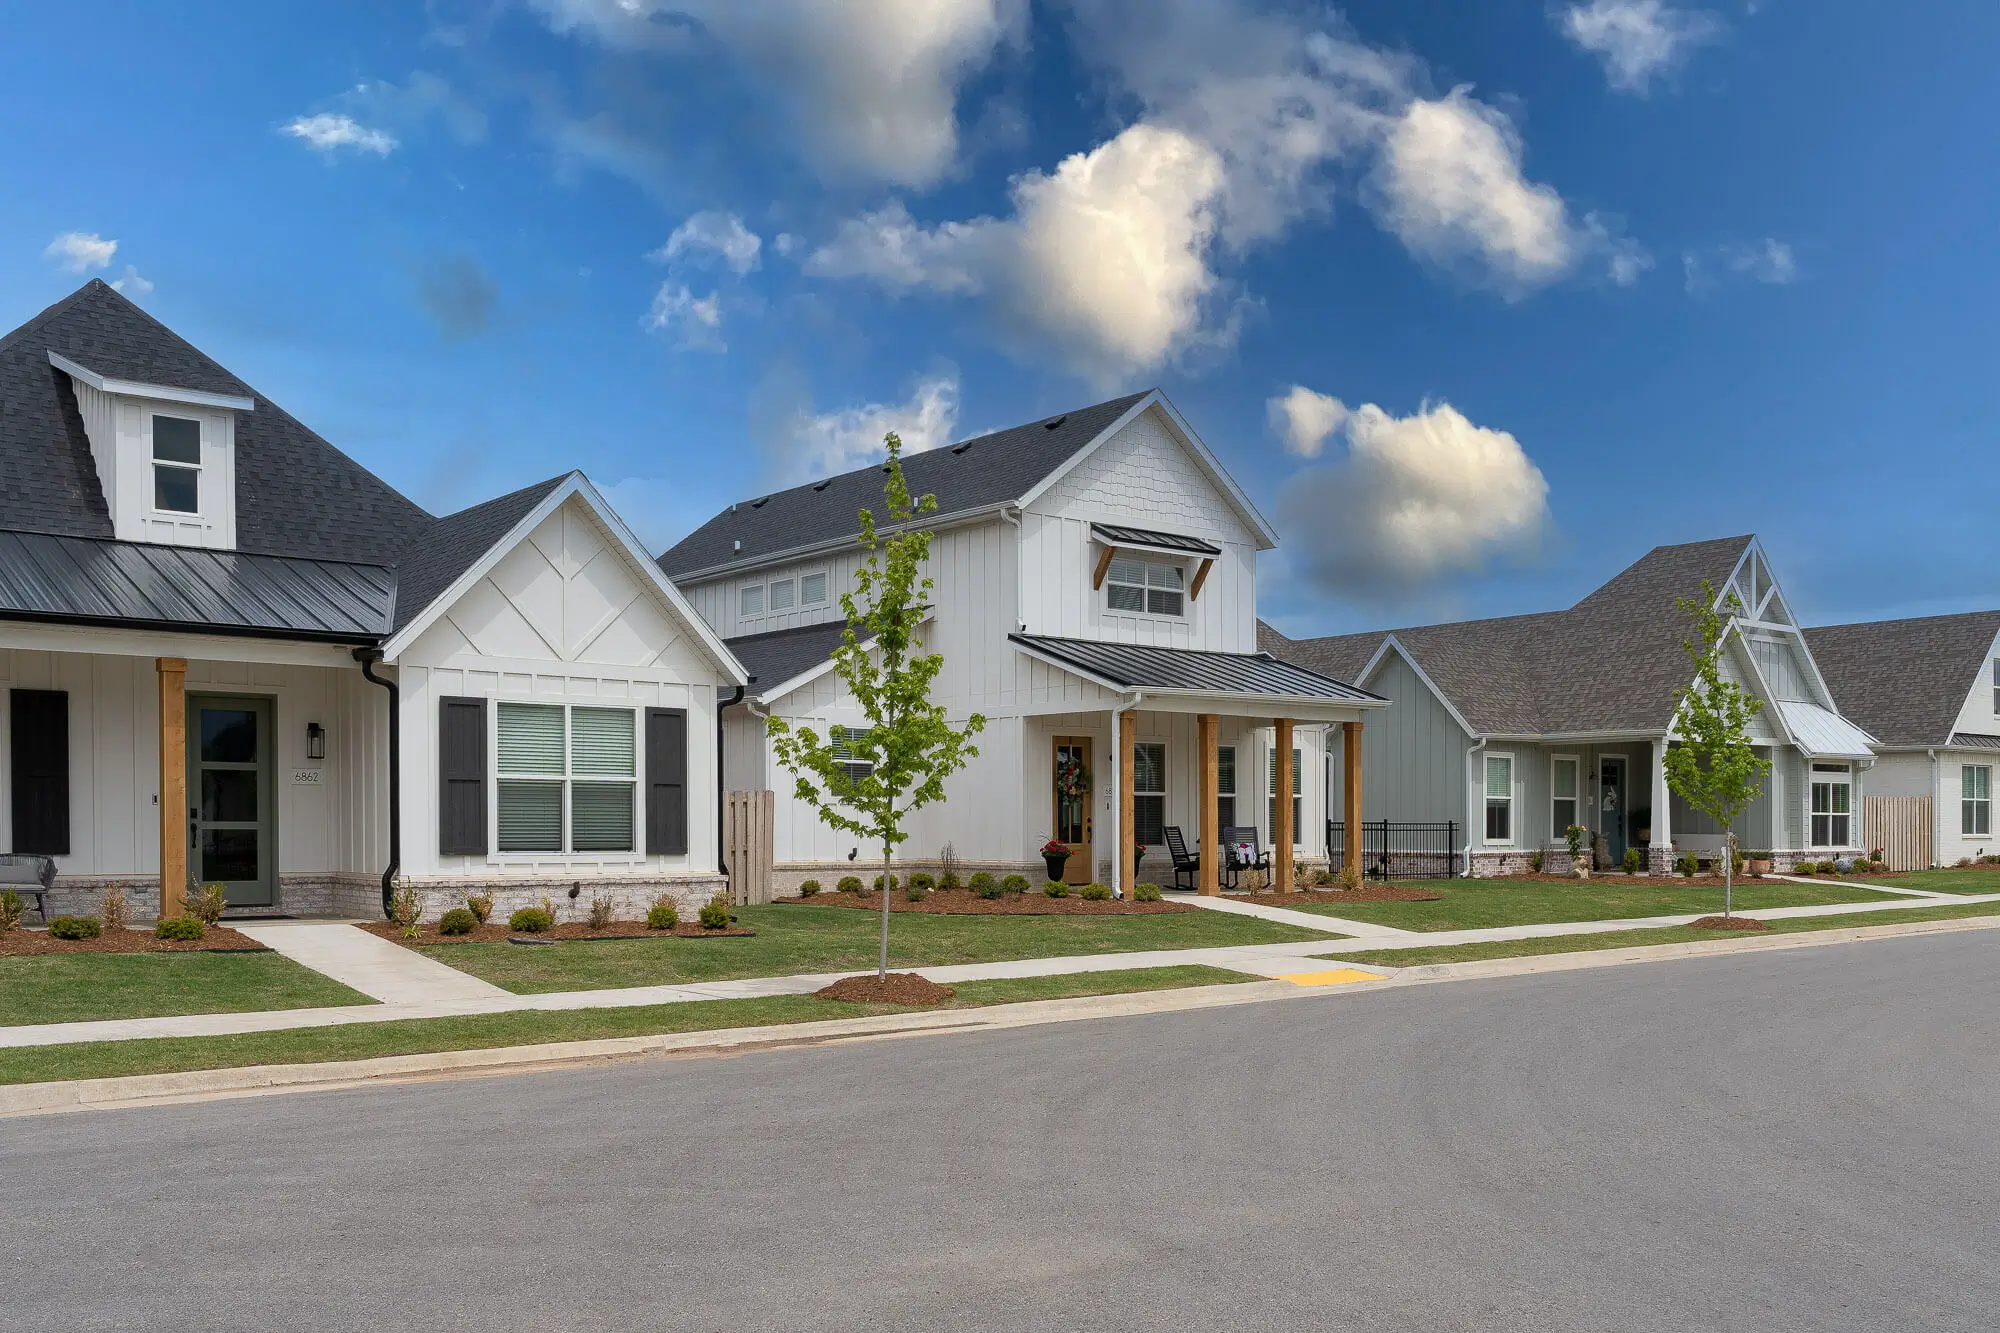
[1009,635,1386,896]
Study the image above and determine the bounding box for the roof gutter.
[354,648,399,921]
[0,609,384,645]
[718,684,749,885]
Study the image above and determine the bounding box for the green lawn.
[0,953,374,1027]
[416,903,1339,995]
[1268,876,1903,932]
[1877,866,2000,895]
[1321,898,2000,969]
[0,964,1250,1086]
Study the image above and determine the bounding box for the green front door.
[187,695,276,907]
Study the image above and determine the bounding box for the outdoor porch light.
[306,721,326,761]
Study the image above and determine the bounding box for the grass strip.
[0,952,374,1026]
[1271,877,1904,932]
[0,964,1249,1086]
[1322,898,2000,969]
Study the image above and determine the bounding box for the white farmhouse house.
[0,281,744,922]
[658,391,1386,895]
[1263,536,1878,875]
[1807,611,2000,868]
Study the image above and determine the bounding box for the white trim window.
[1963,764,1991,837]
[1484,753,1514,844]
[1134,742,1166,846]
[1105,555,1185,617]
[739,582,765,617]
[768,577,796,611]
[831,727,875,786]
[1991,659,1999,716]
[496,703,637,854]
[151,414,202,514]
[1267,746,1302,844]
[1551,755,1579,841]
[1809,762,1852,848]
[801,571,829,606]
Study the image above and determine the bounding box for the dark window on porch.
[1133,742,1165,845]
[9,689,68,855]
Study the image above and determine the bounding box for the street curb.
[0,980,1301,1119]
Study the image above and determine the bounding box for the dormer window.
[152,415,202,514]
[1106,555,1185,617]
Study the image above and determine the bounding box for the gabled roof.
[1009,634,1385,705]
[1804,611,2000,748]
[0,281,431,564]
[1263,536,1757,735]
[390,475,567,632]
[724,621,854,698]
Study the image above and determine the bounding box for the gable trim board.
[47,351,256,413]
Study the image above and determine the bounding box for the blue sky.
[3,0,1995,637]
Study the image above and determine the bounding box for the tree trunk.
[880,844,893,980]
[1723,829,1734,917]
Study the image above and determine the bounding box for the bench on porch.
[1162,826,1201,891]
[0,854,57,925]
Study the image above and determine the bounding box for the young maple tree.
[767,432,986,979]
[1663,579,1772,917]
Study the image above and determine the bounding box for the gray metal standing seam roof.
[1090,523,1221,555]
[657,392,1152,578]
[1009,633,1383,703]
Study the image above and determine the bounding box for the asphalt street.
[5,931,1997,1331]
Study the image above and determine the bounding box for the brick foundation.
[399,874,728,924]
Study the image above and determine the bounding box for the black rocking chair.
[1162,826,1201,891]
[1222,827,1271,890]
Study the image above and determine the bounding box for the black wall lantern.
[306,721,326,761]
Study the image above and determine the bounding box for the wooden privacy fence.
[1863,795,1931,872]
[724,789,775,905]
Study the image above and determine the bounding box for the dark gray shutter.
[10,689,69,855]
[646,707,688,855]
[438,696,487,856]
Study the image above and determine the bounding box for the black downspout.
[718,684,749,882]
[355,649,400,921]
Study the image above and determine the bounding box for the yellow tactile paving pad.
[1278,967,1385,987]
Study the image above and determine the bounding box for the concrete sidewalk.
[230,920,509,1004]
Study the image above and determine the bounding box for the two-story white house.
[0,280,743,923]
[658,390,1386,896]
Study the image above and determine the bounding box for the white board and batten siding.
[396,496,726,877]
[70,378,238,550]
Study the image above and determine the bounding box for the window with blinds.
[495,703,636,853]
[1133,742,1166,845]
[1105,556,1186,617]
[831,727,875,786]
[1267,746,1302,843]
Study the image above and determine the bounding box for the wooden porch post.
[1198,714,1220,896]
[157,657,188,919]
[1343,719,1364,875]
[1118,709,1137,897]
[1274,719,1295,893]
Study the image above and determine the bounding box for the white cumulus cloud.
[109,265,154,296]
[284,112,399,155]
[653,211,762,274]
[44,232,116,273]
[1556,0,1723,95]
[1684,236,1800,293]
[644,282,725,351]
[1267,385,1350,459]
[1274,394,1551,597]
[775,373,960,484]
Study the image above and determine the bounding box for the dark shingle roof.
[1010,634,1383,703]
[1,281,431,564]
[1263,536,1756,735]
[0,529,393,641]
[725,621,855,694]
[391,475,569,632]
[1805,611,2000,748]
[658,391,1152,578]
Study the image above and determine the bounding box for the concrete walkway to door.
[228,921,509,1005]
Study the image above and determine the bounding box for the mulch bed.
[1493,872,1858,887]
[361,921,756,947]
[1687,915,1772,931]
[0,925,269,956]
[815,972,956,1005]
[780,888,1193,916]
[1235,885,1445,904]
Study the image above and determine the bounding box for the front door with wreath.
[1052,737,1093,884]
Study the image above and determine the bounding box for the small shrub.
[968,871,998,898]
[1043,880,1069,898]
[437,907,479,936]
[49,915,101,940]
[838,875,863,894]
[1000,873,1030,895]
[1676,852,1700,878]
[1984,854,2000,866]
[154,915,204,942]
[646,898,680,930]
[1079,882,1112,901]
[937,842,961,890]
[465,892,495,924]
[189,882,228,926]
[1956,856,1973,868]
[1339,860,1364,892]
[698,891,734,930]
[1621,847,1642,875]
[1795,861,1816,876]
[909,872,936,892]
[873,874,899,892]
[1527,849,1545,873]
[1133,882,1162,902]
[798,879,823,897]
[588,892,617,929]
[939,871,962,891]
[509,906,553,933]
[99,886,131,933]
[391,882,426,939]
[0,889,21,933]
[1818,860,1839,875]
[905,881,928,902]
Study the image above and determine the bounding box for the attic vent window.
[813,480,832,492]
[951,442,973,455]
[750,497,769,508]
[1043,415,1067,430]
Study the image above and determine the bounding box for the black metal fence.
[1327,820,1460,880]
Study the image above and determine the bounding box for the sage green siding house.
[1262,536,1876,875]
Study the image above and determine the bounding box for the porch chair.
[1222,827,1271,891]
[1162,826,1201,892]
[0,854,57,926]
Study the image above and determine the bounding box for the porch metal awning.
[1009,633,1384,704]
[1088,523,1221,557]
[0,529,395,641]
[1777,699,1875,759]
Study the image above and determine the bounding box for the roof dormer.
[52,350,252,550]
